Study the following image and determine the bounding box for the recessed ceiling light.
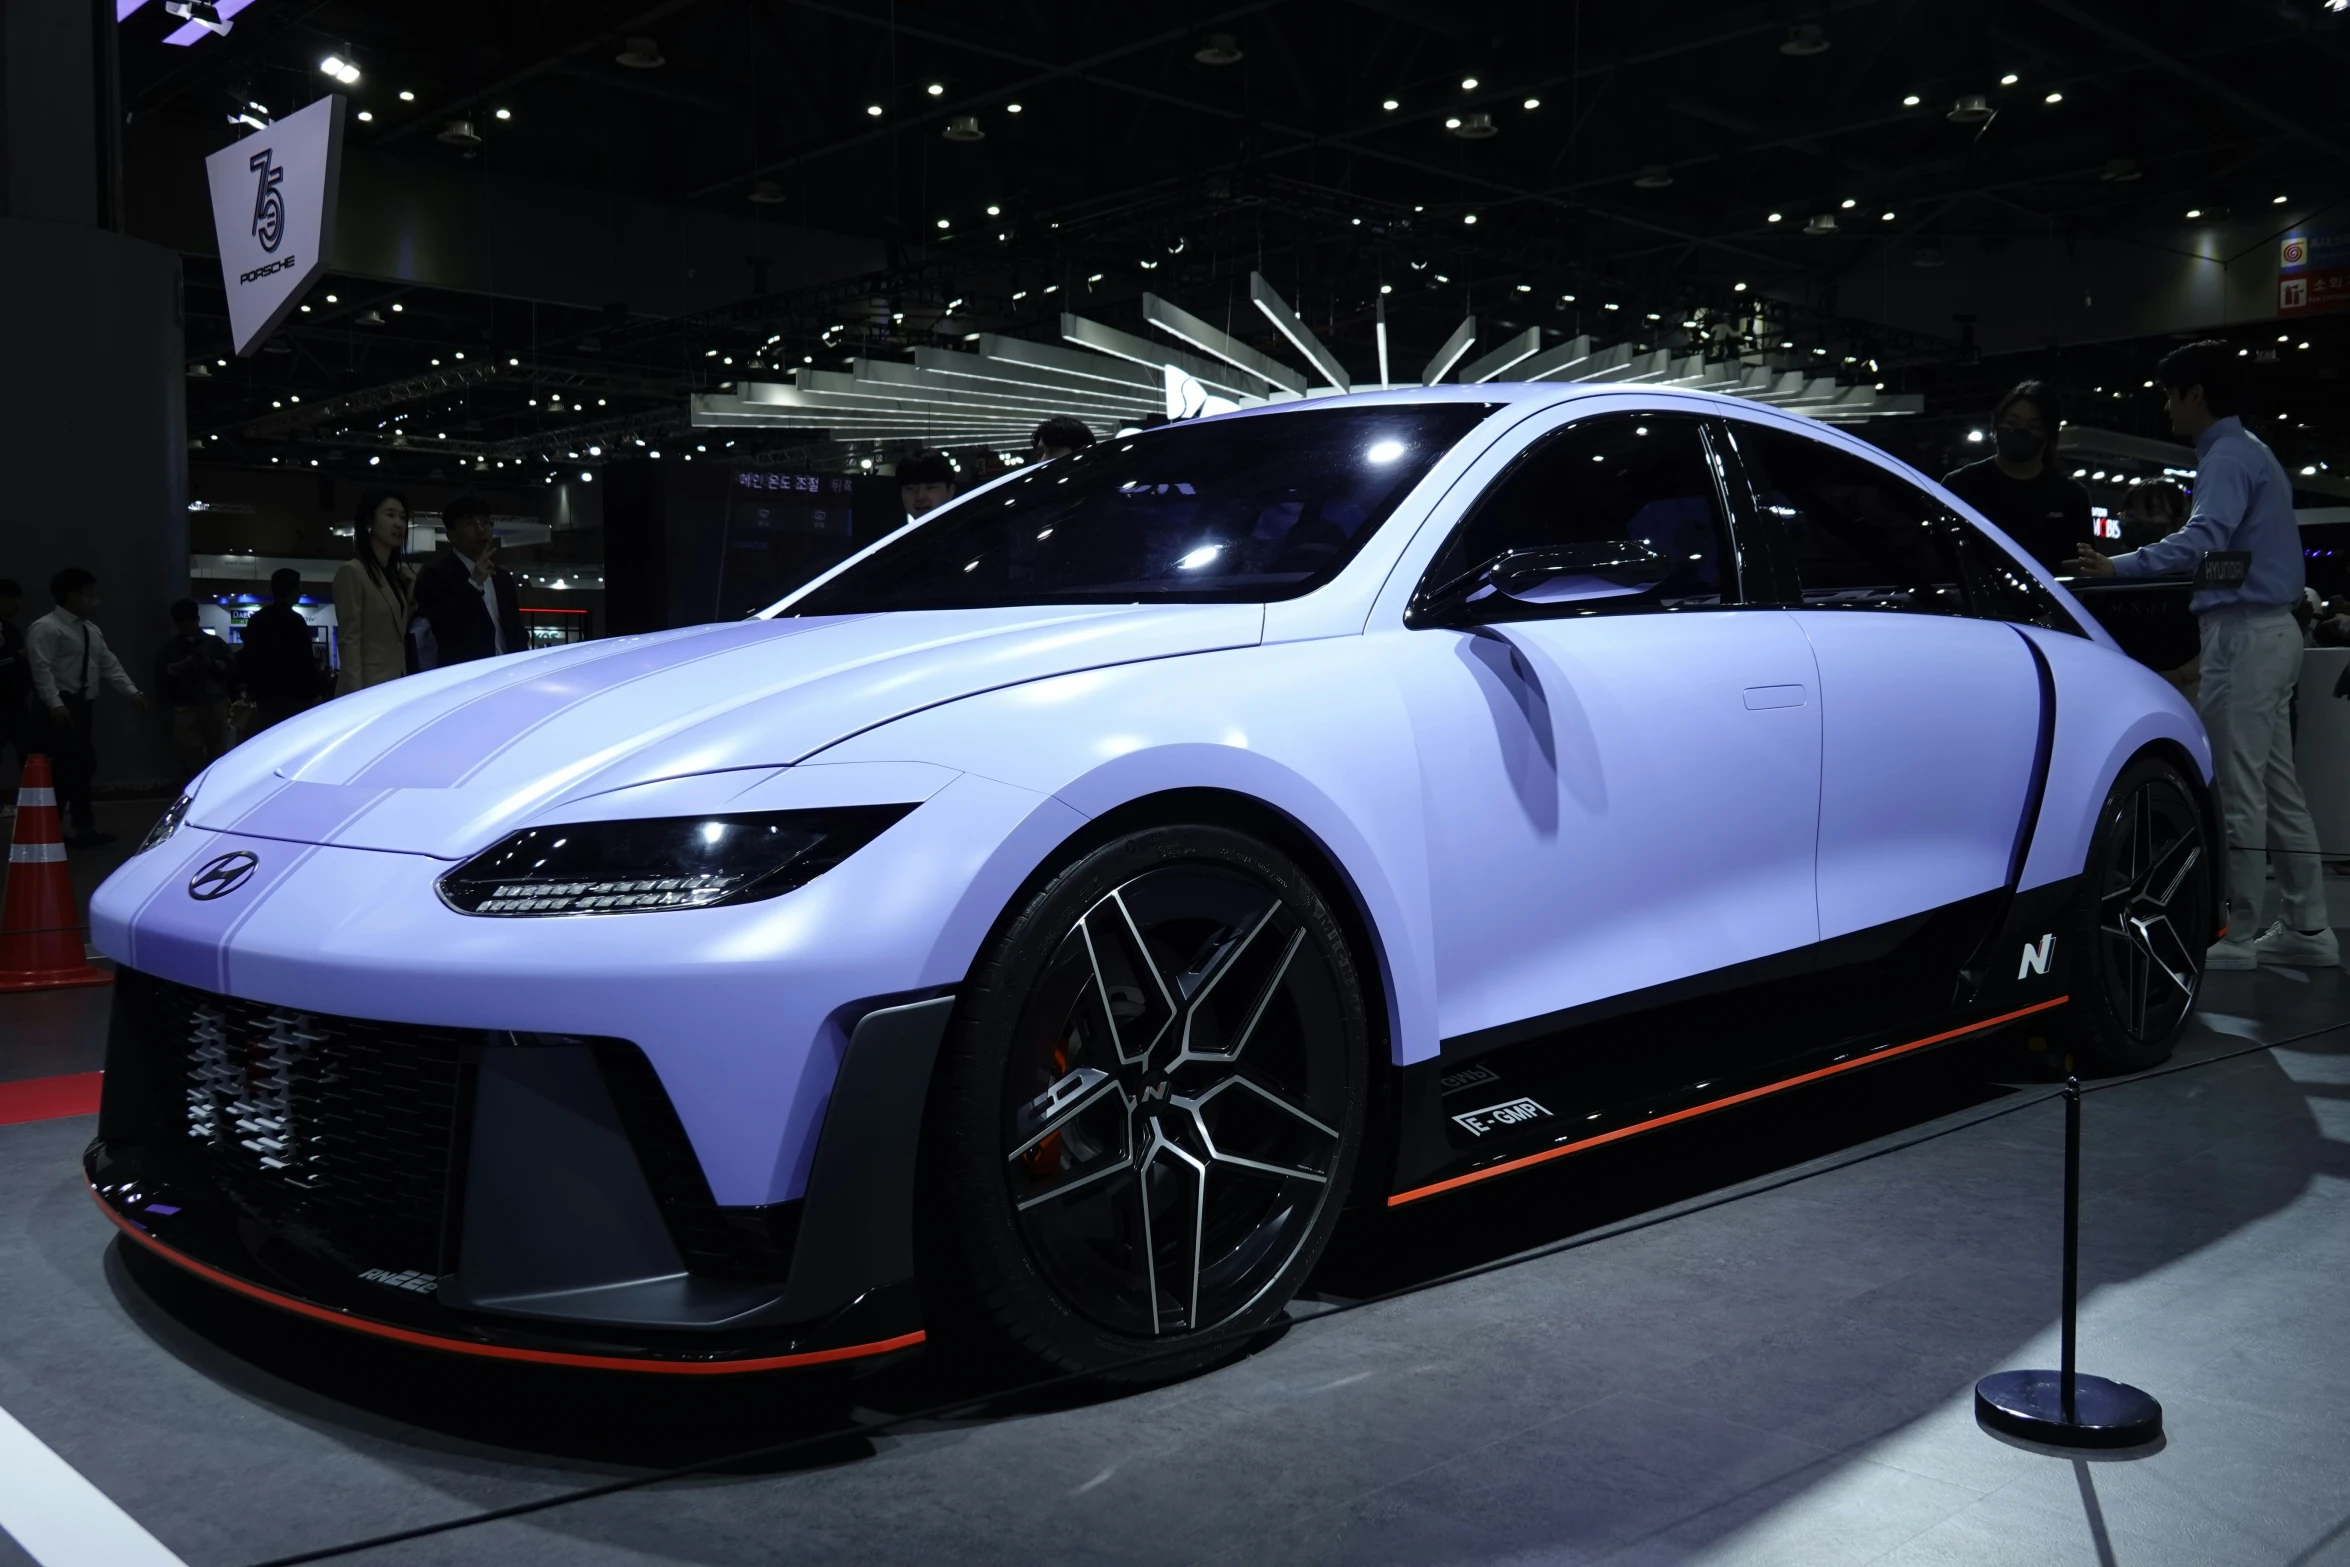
[866,104,883,117]
[936,217,949,228]
[494,107,511,120]
[1462,213,1477,224]
[1381,98,1398,111]
[357,110,373,122]
[398,90,414,102]
[1733,281,1748,291]
[1006,102,1022,113]
[1767,211,1783,223]
[1881,210,1895,221]
[2000,72,2019,86]
[2043,91,2062,104]
[2185,208,2202,219]
[2274,194,2289,204]
[986,203,1001,215]
[1522,97,1540,110]
[1902,94,1920,107]
[1461,76,1479,90]
[926,83,944,96]
[1840,197,1856,209]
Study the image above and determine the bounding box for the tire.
[2055,754,2212,1072]
[919,823,1370,1384]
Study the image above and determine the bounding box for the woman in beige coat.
[332,490,417,694]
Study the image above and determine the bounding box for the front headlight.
[138,795,193,854]
[437,806,915,916]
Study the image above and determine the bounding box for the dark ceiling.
[121,0,2350,488]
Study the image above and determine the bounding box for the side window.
[1948,518,2089,637]
[1417,413,1737,613]
[1726,423,1968,615]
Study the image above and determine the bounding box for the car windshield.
[781,403,1498,613]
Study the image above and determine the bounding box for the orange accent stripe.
[1387,996,2071,1207]
[90,1189,925,1374]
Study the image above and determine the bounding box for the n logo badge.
[2018,933,2056,980]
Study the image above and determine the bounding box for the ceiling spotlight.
[926,83,946,97]
[1194,32,1245,65]
[1779,22,1830,54]
[319,53,361,85]
[1460,75,1480,90]
[1382,98,1399,111]
[943,115,984,141]
[494,107,512,121]
[436,118,481,146]
[1449,112,1496,138]
[398,90,414,101]
[1523,97,1541,110]
[356,110,373,122]
[1948,94,1995,123]
[1881,210,1895,221]
[1902,94,1921,107]
[866,104,883,117]
[1733,281,1749,292]
[1839,197,1857,209]
[390,302,403,311]
[749,180,786,204]
[1516,283,1532,293]
[1006,102,1022,113]
[2184,208,2202,219]
[2043,91,2063,104]
[1602,301,1620,311]
[1461,212,1478,224]
[2274,194,2289,204]
[935,217,950,229]
[1767,211,1784,223]
[2000,72,2020,86]
[1633,164,1674,188]
[615,36,665,68]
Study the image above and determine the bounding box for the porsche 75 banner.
[205,94,344,357]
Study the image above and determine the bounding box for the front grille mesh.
[127,970,471,1278]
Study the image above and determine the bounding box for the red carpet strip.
[0,1072,102,1125]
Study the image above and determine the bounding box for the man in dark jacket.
[237,568,321,734]
[414,494,525,667]
[1942,380,2093,571]
[0,577,29,818]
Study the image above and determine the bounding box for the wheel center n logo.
[188,851,261,901]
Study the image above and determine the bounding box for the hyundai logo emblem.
[187,851,260,901]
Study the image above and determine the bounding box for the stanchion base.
[1974,1370,2162,1449]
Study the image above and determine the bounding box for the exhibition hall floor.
[4,813,2348,1566]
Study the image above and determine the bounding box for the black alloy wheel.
[2061,754,2211,1071]
[921,824,1368,1382]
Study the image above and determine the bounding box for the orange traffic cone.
[0,755,111,992]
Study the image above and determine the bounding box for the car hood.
[187,604,1263,858]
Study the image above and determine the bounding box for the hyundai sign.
[205,94,344,357]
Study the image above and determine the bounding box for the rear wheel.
[2057,754,2211,1072]
[920,824,1368,1383]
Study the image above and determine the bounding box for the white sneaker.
[2254,920,2342,969]
[2207,930,2259,970]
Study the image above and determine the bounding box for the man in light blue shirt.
[2074,340,2331,970]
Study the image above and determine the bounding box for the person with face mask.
[1941,380,2093,571]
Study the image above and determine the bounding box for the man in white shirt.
[27,567,148,849]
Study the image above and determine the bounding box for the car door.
[1713,417,2044,951]
[1390,407,1823,1062]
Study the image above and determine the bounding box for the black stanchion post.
[1974,1076,2162,1449]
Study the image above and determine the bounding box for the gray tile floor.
[2,842,2347,1564]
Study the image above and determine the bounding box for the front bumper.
[87,967,951,1372]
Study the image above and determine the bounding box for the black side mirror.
[1417,540,1669,624]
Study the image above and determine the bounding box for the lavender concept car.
[87,386,2216,1379]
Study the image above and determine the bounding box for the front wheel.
[919,824,1369,1383]
[2057,754,2212,1072]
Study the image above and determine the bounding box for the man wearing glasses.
[1942,379,2094,570]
